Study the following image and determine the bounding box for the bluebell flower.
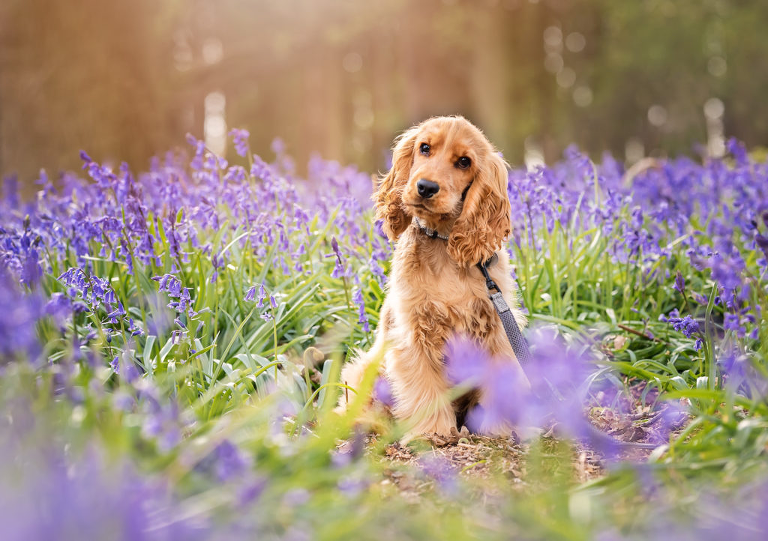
[673,271,685,293]
[78,149,92,167]
[270,137,286,156]
[660,309,701,339]
[372,376,394,408]
[418,455,458,495]
[244,285,257,302]
[0,270,43,362]
[250,155,271,180]
[20,247,41,289]
[184,133,206,171]
[726,137,750,168]
[756,233,768,262]
[328,236,347,279]
[228,128,250,157]
[353,288,370,332]
[337,476,368,498]
[212,440,251,482]
[257,283,266,308]
[237,477,268,507]
[724,313,746,338]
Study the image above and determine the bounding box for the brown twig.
[618,323,669,345]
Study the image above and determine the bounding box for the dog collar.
[412,217,499,268]
[412,217,449,241]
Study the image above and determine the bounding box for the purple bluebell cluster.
[0,268,43,362]
[1,130,382,294]
[659,309,703,350]
[58,266,145,338]
[244,281,279,322]
[0,130,388,376]
[446,329,688,455]
[0,393,207,541]
[228,129,251,158]
[509,141,763,350]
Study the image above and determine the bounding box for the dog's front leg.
[387,340,456,440]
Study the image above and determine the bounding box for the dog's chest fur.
[388,228,498,345]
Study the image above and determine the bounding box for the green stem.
[272,317,278,381]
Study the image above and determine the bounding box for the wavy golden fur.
[339,116,526,439]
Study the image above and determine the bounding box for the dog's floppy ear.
[447,151,511,267]
[374,126,419,240]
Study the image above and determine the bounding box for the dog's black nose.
[416,179,440,199]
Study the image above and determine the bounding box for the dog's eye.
[456,156,471,169]
[419,143,430,156]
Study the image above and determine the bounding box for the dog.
[338,116,527,440]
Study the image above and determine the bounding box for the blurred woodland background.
[1,0,767,188]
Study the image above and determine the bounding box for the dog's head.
[374,116,511,266]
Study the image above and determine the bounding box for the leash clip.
[477,253,509,313]
[476,253,500,294]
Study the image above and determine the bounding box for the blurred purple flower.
[418,454,458,495]
[353,288,370,333]
[237,477,268,507]
[228,128,250,158]
[372,376,394,408]
[0,420,207,541]
[719,347,768,400]
[282,488,310,507]
[0,269,43,362]
[211,440,251,482]
[724,313,746,338]
[78,149,92,167]
[186,133,206,171]
[726,137,749,168]
[337,476,368,498]
[270,137,286,156]
[445,330,600,449]
[755,233,768,262]
[331,430,365,468]
[20,247,41,289]
[673,271,685,293]
[250,155,270,180]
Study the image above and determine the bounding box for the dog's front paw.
[402,408,457,443]
[424,426,470,447]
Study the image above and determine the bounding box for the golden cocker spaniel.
[339,116,527,439]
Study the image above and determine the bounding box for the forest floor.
[336,382,685,498]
